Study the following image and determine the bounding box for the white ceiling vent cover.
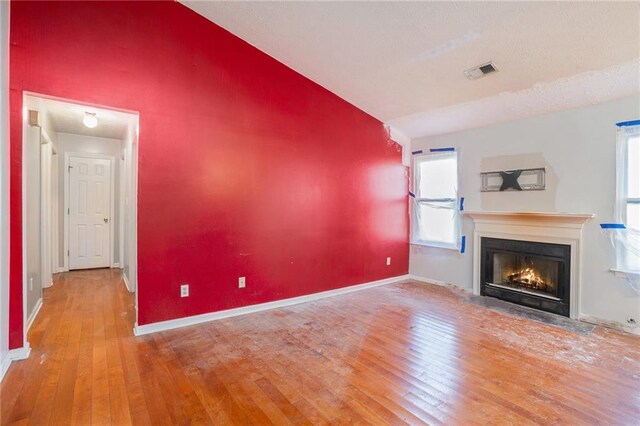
[464,62,498,80]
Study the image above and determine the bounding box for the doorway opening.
[22,93,139,349]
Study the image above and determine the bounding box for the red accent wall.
[9,1,408,347]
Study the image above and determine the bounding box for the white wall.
[410,95,640,329]
[25,99,58,289]
[40,112,58,285]
[24,125,43,325]
[0,0,10,381]
[56,132,123,270]
[122,124,137,293]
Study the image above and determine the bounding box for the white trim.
[119,156,125,268]
[108,152,115,267]
[40,140,53,291]
[0,352,10,382]
[122,272,133,293]
[465,210,594,319]
[113,262,120,268]
[579,314,640,336]
[64,152,116,271]
[134,274,410,336]
[464,210,594,225]
[410,241,459,251]
[19,93,140,353]
[26,297,43,332]
[23,91,140,117]
[63,153,68,271]
[21,93,29,351]
[8,343,31,361]
[408,274,449,287]
[410,150,461,250]
[610,268,640,279]
[40,128,52,145]
[21,106,56,354]
[51,150,59,278]
[0,0,10,384]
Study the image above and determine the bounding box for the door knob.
[104,218,109,223]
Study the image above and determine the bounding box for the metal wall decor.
[481,167,545,192]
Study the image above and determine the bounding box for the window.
[411,151,459,249]
[622,129,640,231]
[615,122,640,273]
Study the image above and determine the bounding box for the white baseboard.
[57,267,65,273]
[0,352,10,382]
[113,262,120,268]
[26,298,43,332]
[408,274,449,287]
[9,343,31,361]
[122,272,134,293]
[2,341,34,380]
[579,314,640,336]
[134,274,410,336]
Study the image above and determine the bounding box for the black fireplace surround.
[480,237,571,317]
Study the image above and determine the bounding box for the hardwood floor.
[1,270,639,425]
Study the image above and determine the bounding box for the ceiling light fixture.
[83,112,98,128]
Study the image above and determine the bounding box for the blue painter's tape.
[460,235,466,253]
[408,191,416,198]
[430,147,455,152]
[411,150,423,155]
[459,197,465,211]
[616,120,640,127]
[600,223,626,229]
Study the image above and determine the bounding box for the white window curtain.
[411,151,460,249]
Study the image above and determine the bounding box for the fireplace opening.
[481,238,571,316]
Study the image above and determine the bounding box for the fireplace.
[480,237,571,316]
[466,211,593,319]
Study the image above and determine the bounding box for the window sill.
[610,268,640,278]
[410,241,460,251]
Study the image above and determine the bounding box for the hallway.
[1,270,639,424]
[1,269,135,424]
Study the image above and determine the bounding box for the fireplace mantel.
[464,211,594,227]
[464,210,595,319]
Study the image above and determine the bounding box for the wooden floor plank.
[1,269,639,425]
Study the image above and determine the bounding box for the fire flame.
[507,267,546,289]
[518,267,544,284]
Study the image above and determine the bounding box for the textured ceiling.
[183,1,640,138]
[26,96,137,140]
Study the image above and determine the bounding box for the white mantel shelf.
[464,211,595,226]
[464,210,595,319]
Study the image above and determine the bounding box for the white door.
[69,156,111,269]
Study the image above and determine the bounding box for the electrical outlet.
[238,277,246,288]
[386,257,391,266]
[180,284,189,298]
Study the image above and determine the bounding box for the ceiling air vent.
[464,61,498,80]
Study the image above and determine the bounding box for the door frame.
[40,130,54,288]
[20,91,140,355]
[63,151,116,271]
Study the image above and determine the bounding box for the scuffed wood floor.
[1,269,639,425]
